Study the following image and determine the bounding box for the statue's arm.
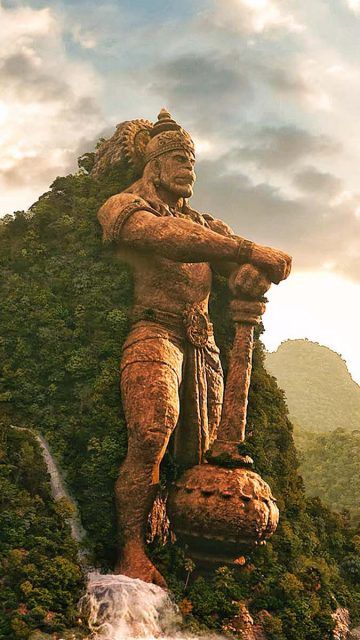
[205,216,283,297]
[98,194,291,283]
[99,193,245,263]
[203,216,238,277]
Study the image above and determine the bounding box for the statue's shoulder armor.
[203,213,234,237]
[97,192,158,242]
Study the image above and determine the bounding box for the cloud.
[148,50,319,143]
[149,53,253,134]
[293,167,343,197]
[0,53,73,102]
[234,126,340,169]
[0,1,103,213]
[148,38,334,144]
[206,0,303,34]
[192,158,310,244]
[191,154,360,282]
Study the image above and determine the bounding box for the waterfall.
[10,425,88,565]
[36,431,86,545]
[81,573,224,640]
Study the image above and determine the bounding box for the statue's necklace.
[169,206,188,219]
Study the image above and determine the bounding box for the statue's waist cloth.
[120,305,224,468]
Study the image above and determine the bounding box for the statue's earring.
[153,176,160,187]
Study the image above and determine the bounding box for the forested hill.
[265,340,360,525]
[265,339,360,432]
[1,148,360,639]
[297,428,360,525]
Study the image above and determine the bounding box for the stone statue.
[94,110,291,587]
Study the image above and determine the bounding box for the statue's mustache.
[173,172,195,183]
[175,176,194,184]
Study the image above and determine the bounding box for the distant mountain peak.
[266,339,360,432]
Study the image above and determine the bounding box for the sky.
[0,0,359,382]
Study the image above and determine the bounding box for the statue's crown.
[144,109,195,164]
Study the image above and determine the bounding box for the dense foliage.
[1,151,359,639]
[265,339,360,433]
[0,424,84,639]
[296,428,360,526]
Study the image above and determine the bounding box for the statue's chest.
[119,246,212,296]
[160,258,212,288]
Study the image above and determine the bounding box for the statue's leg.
[115,359,181,586]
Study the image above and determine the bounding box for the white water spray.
[81,573,224,640]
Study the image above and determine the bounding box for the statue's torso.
[117,246,212,315]
[98,190,222,316]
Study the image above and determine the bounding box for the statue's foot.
[115,549,167,589]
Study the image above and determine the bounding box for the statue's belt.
[131,304,214,348]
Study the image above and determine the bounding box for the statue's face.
[157,149,196,199]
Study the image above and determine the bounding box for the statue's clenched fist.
[229,264,271,300]
[249,243,292,285]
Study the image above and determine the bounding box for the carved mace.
[209,296,265,465]
[168,271,279,566]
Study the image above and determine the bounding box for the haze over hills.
[265,339,360,523]
[265,339,360,433]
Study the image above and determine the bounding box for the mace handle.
[217,298,266,444]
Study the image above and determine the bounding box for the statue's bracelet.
[236,239,255,263]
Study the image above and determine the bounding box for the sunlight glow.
[232,0,303,32]
[346,0,360,14]
[0,103,8,126]
[263,271,360,384]
[241,0,268,9]
[193,137,214,157]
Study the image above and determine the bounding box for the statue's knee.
[142,424,172,462]
[133,400,178,448]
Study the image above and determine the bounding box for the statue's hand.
[229,264,271,299]
[250,244,292,284]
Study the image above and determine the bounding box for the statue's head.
[91,109,196,201]
[144,110,196,199]
[146,148,195,199]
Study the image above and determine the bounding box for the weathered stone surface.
[96,109,291,584]
[168,465,279,565]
